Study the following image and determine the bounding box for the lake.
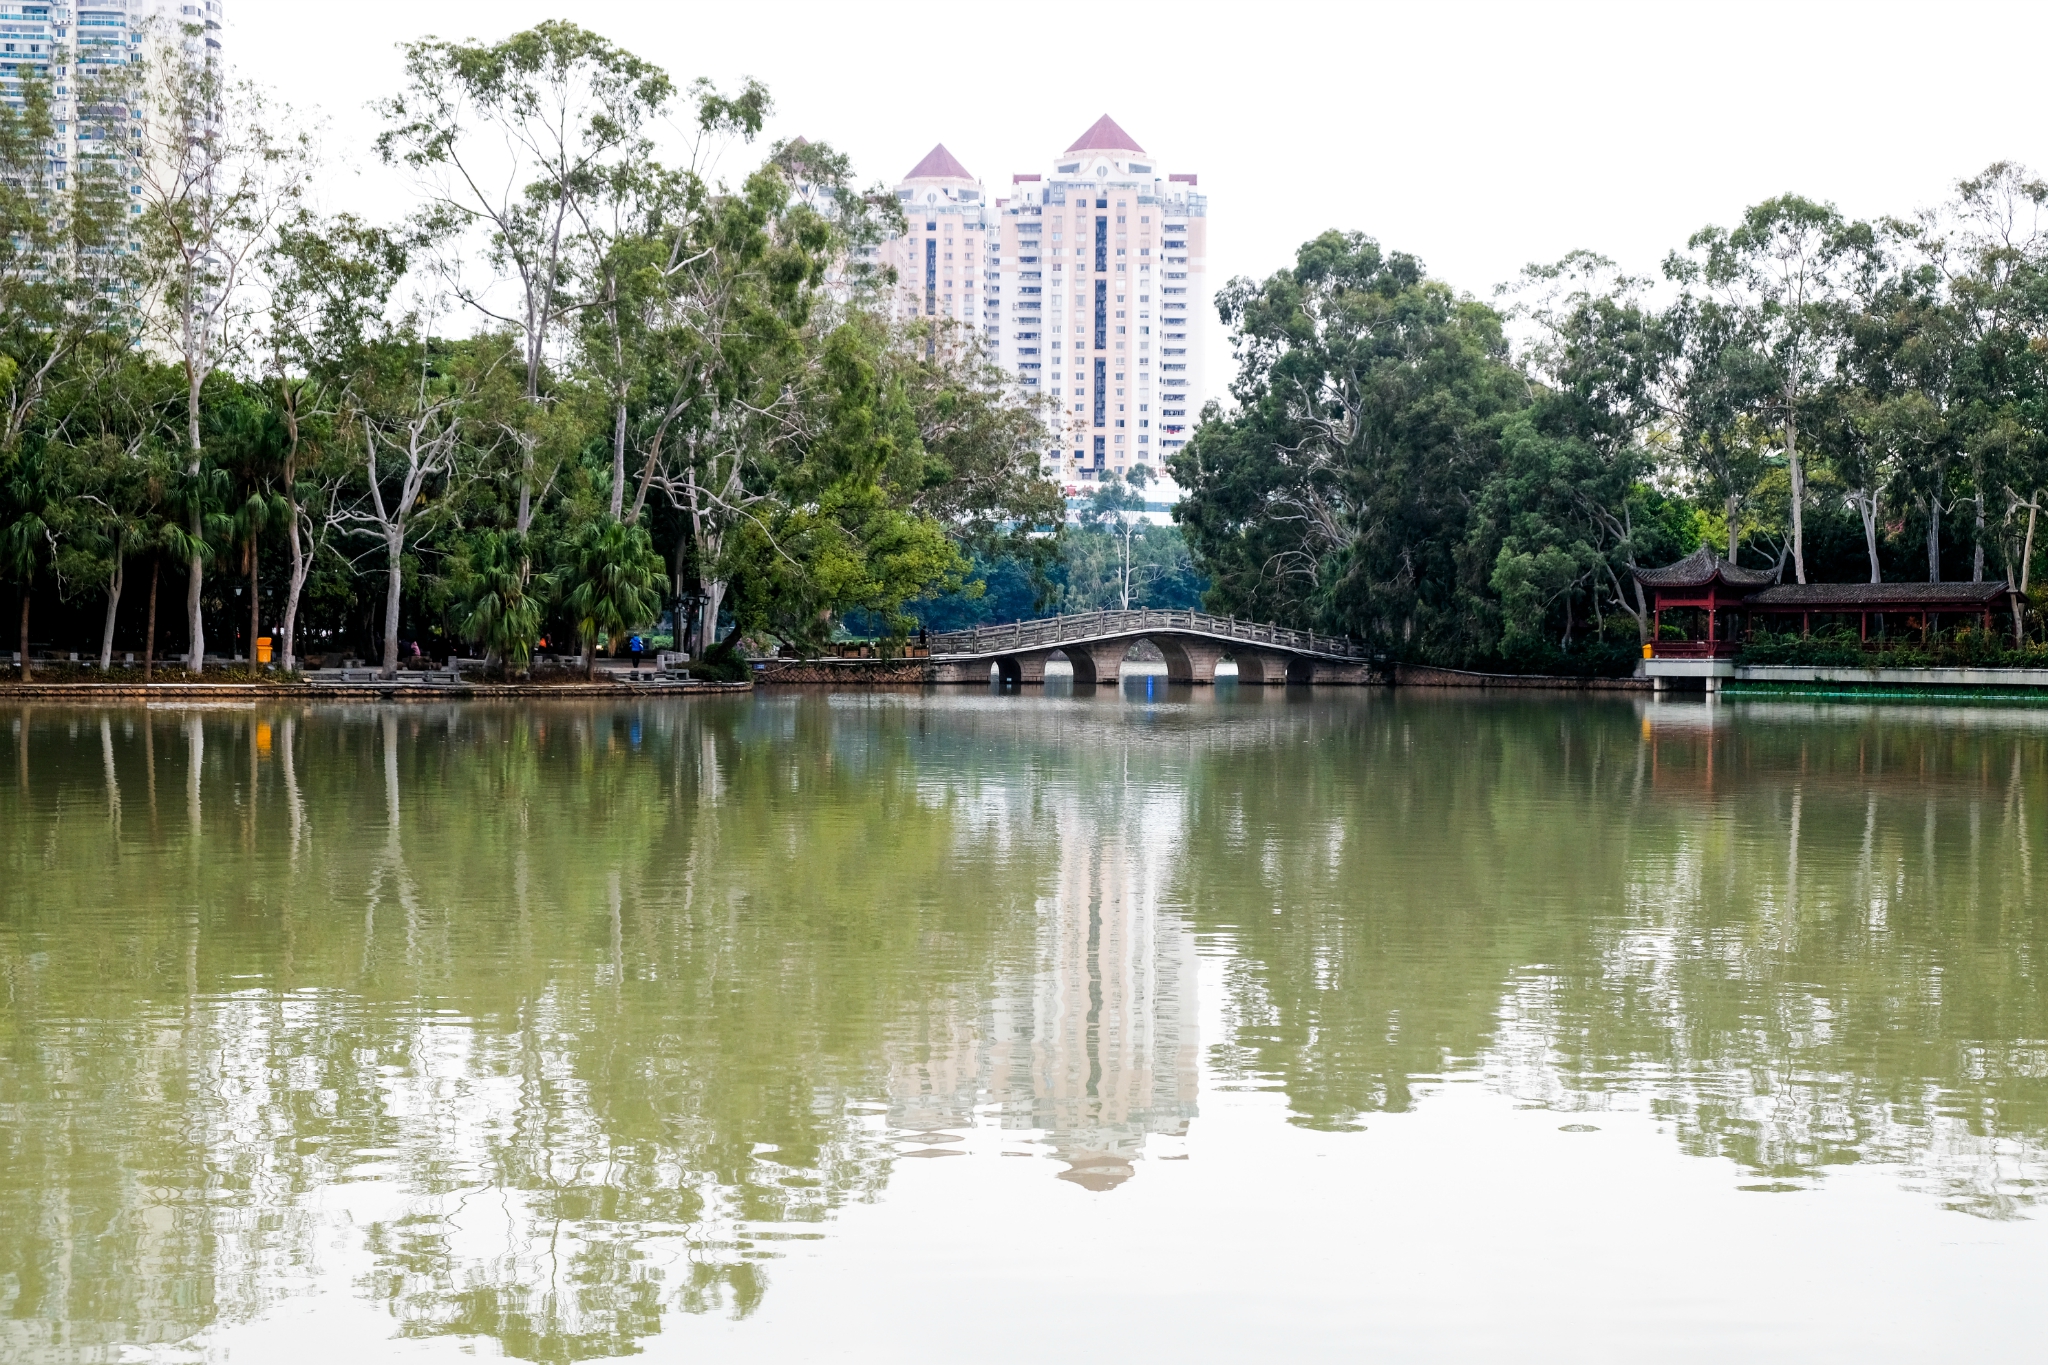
[4,685,2047,1361]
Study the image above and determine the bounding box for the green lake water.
[4,686,2047,1361]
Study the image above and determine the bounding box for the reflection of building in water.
[886,776,1199,1191]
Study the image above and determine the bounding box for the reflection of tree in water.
[1176,697,2048,1215]
[0,699,1053,1359]
[14,691,2048,1358]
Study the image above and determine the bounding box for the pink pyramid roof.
[904,143,974,181]
[1065,115,1145,155]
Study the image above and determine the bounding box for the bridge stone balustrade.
[922,610,1374,686]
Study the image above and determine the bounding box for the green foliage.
[1739,624,2048,670]
[13,26,2048,679]
[448,530,543,671]
[551,518,666,672]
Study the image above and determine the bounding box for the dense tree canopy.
[0,23,1060,681]
[8,21,2048,681]
[1173,170,2048,672]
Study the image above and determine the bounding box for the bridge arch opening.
[1144,636,1196,684]
[1229,651,1272,685]
[1049,647,1100,685]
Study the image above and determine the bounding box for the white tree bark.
[98,554,124,670]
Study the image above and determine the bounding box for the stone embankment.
[0,678,752,700]
[1390,663,1649,691]
[750,658,931,685]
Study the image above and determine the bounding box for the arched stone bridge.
[926,609,1375,685]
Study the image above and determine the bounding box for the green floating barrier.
[1724,681,2048,705]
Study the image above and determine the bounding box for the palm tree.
[552,518,665,680]
[449,530,543,678]
[2,445,64,681]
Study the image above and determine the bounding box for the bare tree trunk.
[17,590,29,682]
[249,536,261,667]
[185,547,204,672]
[701,580,726,660]
[1786,411,1807,585]
[282,505,306,673]
[100,554,125,670]
[1973,489,1987,582]
[517,445,534,535]
[143,561,158,680]
[1726,492,1741,563]
[609,397,627,521]
[1925,482,1943,582]
[1856,490,1881,584]
[2016,498,2042,645]
[186,356,205,672]
[381,527,403,680]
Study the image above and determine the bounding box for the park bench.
[305,667,461,686]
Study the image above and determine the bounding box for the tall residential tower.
[0,0,224,198]
[876,142,989,333]
[880,116,1207,491]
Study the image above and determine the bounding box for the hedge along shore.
[0,680,753,700]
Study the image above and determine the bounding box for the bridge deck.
[927,609,1366,662]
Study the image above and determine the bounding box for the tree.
[1,443,65,680]
[570,83,769,521]
[713,318,972,653]
[133,25,312,669]
[332,342,466,679]
[1672,196,1874,584]
[1171,231,1524,659]
[1659,289,1775,564]
[262,211,410,671]
[1918,163,2048,584]
[376,21,681,533]
[551,518,664,677]
[618,147,884,658]
[448,529,542,675]
[1482,253,1680,651]
[1076,473,1154,610]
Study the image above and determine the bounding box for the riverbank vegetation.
[10,20,2048,684]
[1171,176,2048,674]
[0,22,1059,681]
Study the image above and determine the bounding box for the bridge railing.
[926,609,1367,660]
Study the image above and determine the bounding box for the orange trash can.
[256,637,273,665]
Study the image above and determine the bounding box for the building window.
[1093,360,1106,427]
[1093,436,1106,468]
[924,239,937,315]
[1093,280,1107,350]
[1093,217,1107,273]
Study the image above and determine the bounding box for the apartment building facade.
[0,0,222,199]
[880,115,1207,492]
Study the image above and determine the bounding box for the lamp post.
[679,587,708,659]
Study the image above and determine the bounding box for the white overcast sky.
[236,0,2048,341]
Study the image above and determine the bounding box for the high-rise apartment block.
[877,115,1207,489]
[0,0,222,204]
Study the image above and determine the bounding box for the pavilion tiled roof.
[1065,114,1144,155]
[904,143,973,181]
[1633,546,1776,590]
[1744,580,2012,609]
